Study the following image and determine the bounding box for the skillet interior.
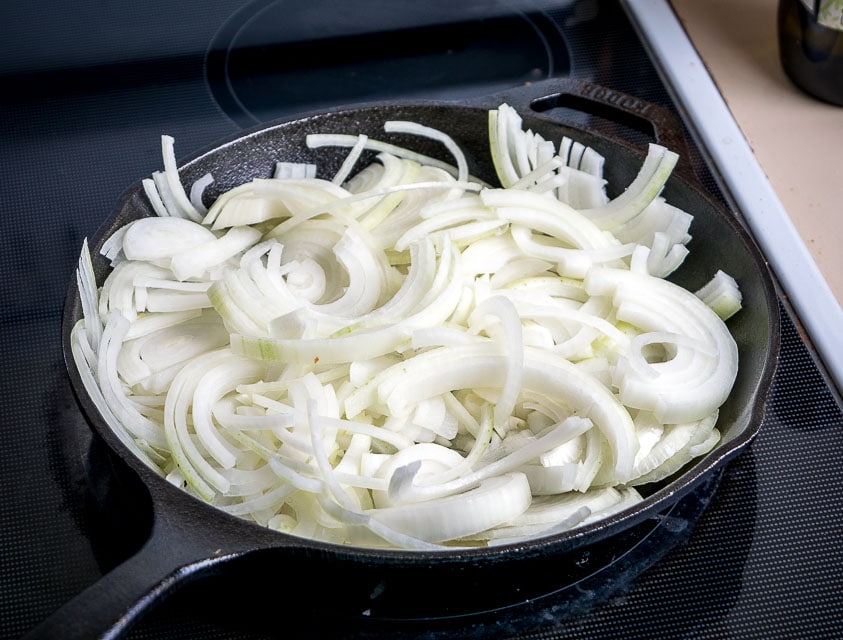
[59,91,780,630]
[156,99,778,489]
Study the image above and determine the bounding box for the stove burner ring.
[206,0,571,127]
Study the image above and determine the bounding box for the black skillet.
[29,78,780,640]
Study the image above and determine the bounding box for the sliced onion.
[160,135,203,222]
[370,472,532,543]
[70,102,743,550]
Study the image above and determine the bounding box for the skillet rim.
[60,87,781,565]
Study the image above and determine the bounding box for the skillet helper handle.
[21,507,251,640]
[492,77,695,176]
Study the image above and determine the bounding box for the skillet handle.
[480,77,696,178]
[21,496,259,640]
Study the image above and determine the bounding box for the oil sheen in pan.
[205,0,571,126]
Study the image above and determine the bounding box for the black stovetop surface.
[2,1,842,638]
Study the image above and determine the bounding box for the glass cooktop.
[1,1,841,639]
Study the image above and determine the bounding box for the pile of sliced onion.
[70,104,742,550]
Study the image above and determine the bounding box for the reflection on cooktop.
[206,0,571,126]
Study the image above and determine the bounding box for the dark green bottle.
[778,0,843,106]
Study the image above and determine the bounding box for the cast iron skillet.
[31,78,779,639]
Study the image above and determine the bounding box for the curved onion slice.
[368,472,531,543]
[122,217,217,262]
[586,266,738,424]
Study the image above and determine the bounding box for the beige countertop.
[670,0,843,307]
